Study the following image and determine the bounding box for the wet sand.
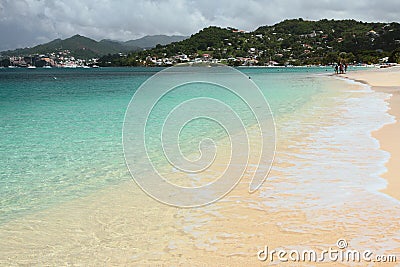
[344,66,400,200]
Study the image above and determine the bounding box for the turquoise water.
[0,66,336,223]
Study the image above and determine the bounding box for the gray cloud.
[0,0,399,51]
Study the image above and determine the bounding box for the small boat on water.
[43,65,52,69]
[27,65,37,69]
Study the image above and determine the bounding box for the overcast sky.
[0,0,399,51]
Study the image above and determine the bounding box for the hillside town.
[2,50,100,68]
[100,21,400,67]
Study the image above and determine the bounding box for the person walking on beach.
[339,63,344,74]
[334,64,338,74]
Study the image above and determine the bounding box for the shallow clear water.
[0,68,156,222]
[0,66,384,224]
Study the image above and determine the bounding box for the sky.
[0,0,399,51]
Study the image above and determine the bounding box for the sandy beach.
[344,66,400,200]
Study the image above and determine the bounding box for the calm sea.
[0,66,391,223]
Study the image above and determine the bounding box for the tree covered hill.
[254,19,400,61]
[0,34,188,59]
[105,19,400,66]
[0,35,141,59]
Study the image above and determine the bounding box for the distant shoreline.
[1,64,396,69]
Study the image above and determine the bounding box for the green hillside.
[103,19,400,66]
[1,35,140,59]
